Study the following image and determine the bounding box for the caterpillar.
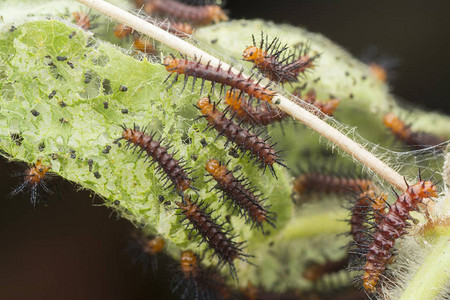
[173,250,232,300]
[242,32,318,84]
[123,23,192,41]
[224,90,288,126]
[126,232,165,273]
[113,24,134,39]
[383,112,445,150]
[132,35,156,54]
[361,46,400,83]
[118,124,194,193]
[143,0,228,26]
[205,159,275,233]
[176,196,246,277]
[349,190,388,251]
[293,172,375,197]
[371,192,388,225]
[180,250,197,277]
[369,63,388,83]
[159,21,194,37]
[362,179,437,293]
[72,12,91,30]
[9,159,52,207]
[292,88,340,117]
[163,55,276,103]
[196,97,285,177]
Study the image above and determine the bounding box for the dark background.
[1,1,449,299]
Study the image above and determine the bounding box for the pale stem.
[76,0,407,191]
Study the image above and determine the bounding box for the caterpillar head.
[243,46,264,64]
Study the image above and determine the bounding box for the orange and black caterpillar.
[348,190,387,256]
[383,112,445,150]
[292,88,341,117]
[118,124,194,193]
[143,0,228,26]
[126,232,165,273]
[196,97,285,177]
[361,46,400,83]
[173,250,232,300]
[293,172,375,197]
[224,90,288,126]
[176,196,247,278]
[242,32,318,84]
[9,159,52,206]
[361,179,437,293]
[163,55,276,103]
[205,159,275,233]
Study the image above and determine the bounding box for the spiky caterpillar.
[205,158,275,233]
[9,159,52,206]
[349,190,388,251]
[174,250,232,300]
[224,90,288,126]
[176,196,246,277]
[292,88,340,117]
[371,192,388,225]
[163,55,276,103]
[242,32,318,84]
[143,0,228,26]
[362,180,438,293]
[383,113,445,150]
[119,124,193,193]
[293,172,375,196]
[126,232,165,273]
[196,97,285,176]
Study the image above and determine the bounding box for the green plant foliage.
[0,19,294,285]
[0,3,449,298]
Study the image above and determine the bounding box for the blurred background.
[1,1,449,299]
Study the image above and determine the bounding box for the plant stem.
[399,226,450,300]
[76,0,407,191]
[281,210,349,240]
